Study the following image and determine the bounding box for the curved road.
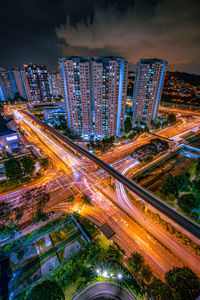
[20,110,200,239]
[73,282,136,300]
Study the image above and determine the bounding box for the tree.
[82,194,93,206]
[0,201,12,222]
[37,192,50,210]
[167,113,176,125]
[141,265,153,283]
[160,176,179,198]
[124,117,132,133]
[4,158,22,181]
[195,158,200,178]
[128,252,144,273]
[149,278,173,300]
[22,156,35,175]
[14,205,25,221]
[178,193,199,213]
[27,280,64,300]
[40,158,49,170]
[165,266,200,300]
[0,104,4,113]
[67,195,74,203]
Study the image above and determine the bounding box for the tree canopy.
[149,278,173,300]
[167,113,177,125]
[178,193,199,213]
[165,266,200,300]
[195,158,200,177]
[140,265,153,283]
[4,158,22,181]
[22,156,35,175]
[124,117,132,133]
[27,280,64,300]
[128,252,144,273]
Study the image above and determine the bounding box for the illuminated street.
[2,109,197,281]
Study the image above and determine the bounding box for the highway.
[159,106,200,117]
[2,110,199,279]
[20,110,200,239]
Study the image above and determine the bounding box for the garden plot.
[50,219,78,246]
[135,153,195,192]
[8,216,90,299]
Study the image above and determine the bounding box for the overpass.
[20,110,200,239]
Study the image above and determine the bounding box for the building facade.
[12,68,31,101]
[23,64,50,102]
[92,57,128,138]
[0,68,14,101]
[59,57,92,138]
[48,72,62,99]
[59,56,128,139]
[132,59,167,126]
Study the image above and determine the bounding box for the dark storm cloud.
[56,0,200,73]
[0,0,133,69]
[0,0,199,73]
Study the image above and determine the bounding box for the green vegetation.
[124,116,132,133]
[48,115,69,133]
[128,251,200,300]
[150,113,177,130]
[149,278,172,299]
[178,193,199,213]
[140,265,153,283]
[160,159,200,221]
[132,138,169,163]
[27,280,64,300]
[2,156,36,190]
[47,115,81,140]
[88,136,115,153]
[21,237,126,299]
[81,194,93,206]
[73,213,99,240]
[165,266,200,300]
[4,157,22,181]
[39,157,49,170]
[167,113,177,125]
[125,188,200,256]
[22,156,36,175]
[128,252,144,273]
[1,215,67,254]
[128,252,153,284]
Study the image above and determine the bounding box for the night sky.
[1,0,200,74]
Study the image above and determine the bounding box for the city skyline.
[0,1,200,299]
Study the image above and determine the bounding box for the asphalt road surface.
[73,282,136,300]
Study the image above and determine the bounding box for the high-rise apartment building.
[12,68,31,101]
[59,56,128,139]
[24,64,50,102]
[0,68,14,101]
[92,57,128,138]
[48,72,62,99]
[132,59,167,126]
[59,57,92,137]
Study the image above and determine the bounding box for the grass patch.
[73,213,100,240]
[1,215,68,255]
